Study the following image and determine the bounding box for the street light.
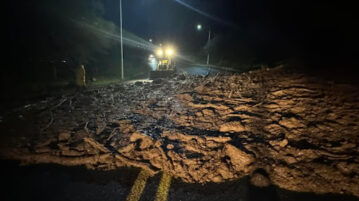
[120,0,124,80]
[196,24,211,65]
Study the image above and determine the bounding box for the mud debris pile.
[1,67,359,196]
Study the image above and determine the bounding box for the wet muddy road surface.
[1,66,359,199]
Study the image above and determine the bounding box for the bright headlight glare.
[156,49,163,56]
[165,48,174,56]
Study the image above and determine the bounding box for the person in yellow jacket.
[76,64,86,87]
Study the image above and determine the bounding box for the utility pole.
[197,24,211,65]
[206,29,211,65]
[120,0,124,80]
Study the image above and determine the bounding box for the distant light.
[149,38,153,42]
[197,24,202,30]
[148,54,155,61]
[62,60,67,63]
[156,49,163,57]
[165,48,174,56]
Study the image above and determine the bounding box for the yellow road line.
[126,169,151,201]
[154,172,172,201]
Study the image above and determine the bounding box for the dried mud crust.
[1,67,359,196]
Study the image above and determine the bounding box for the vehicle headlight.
[156,49,163,57]
[165,48,174,56]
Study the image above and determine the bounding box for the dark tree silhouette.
[7,0,118,83]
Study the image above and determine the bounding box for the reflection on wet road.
[176,65,221,76]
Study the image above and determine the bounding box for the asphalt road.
[1,160,357,201]
[1,66,358,201]
[176,65,221,76]
[176,64,242,76]
[126,65,223,83]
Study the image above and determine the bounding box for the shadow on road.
[247,184,279,201]
[0,160,357,201]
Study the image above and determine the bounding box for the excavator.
[149,45,176,79]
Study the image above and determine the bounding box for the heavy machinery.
[149,45,176,79]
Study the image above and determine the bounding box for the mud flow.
[1,67,359,197]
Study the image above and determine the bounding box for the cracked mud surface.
[1,67,359,197]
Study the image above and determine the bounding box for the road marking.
[126,169,151,201]
[154,172,172,201]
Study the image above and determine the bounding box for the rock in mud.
[250,169,271,187]
[58,132,71,141]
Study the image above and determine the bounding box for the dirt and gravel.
[1,66,358,197]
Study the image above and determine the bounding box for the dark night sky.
[103,0,354,47]
[101,0,356,65]
[6,0,357,68]
[103,0,224,51]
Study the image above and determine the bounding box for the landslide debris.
[1,67,359,197]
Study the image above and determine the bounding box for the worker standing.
[76,64,86,87]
